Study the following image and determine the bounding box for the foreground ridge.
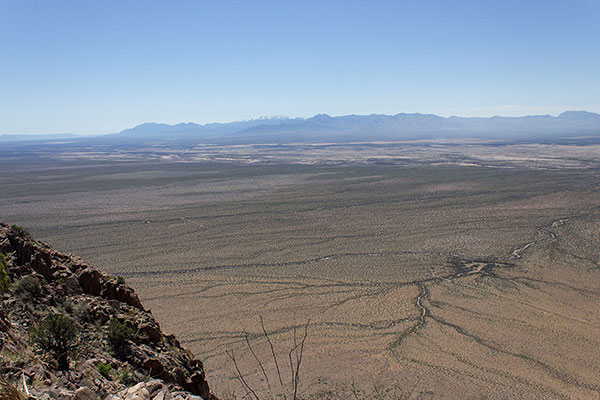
[0,222,217,400]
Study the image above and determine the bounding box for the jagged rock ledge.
[0,222,217,400]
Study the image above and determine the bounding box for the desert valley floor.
[1,143,599,399]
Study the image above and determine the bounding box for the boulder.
[103,281,144,310]
[62,275,83,295]
[189,371,211,400]
[142,358,169,381]
[139,321,162,343]
[144,380,164,397]
[122,380,164,400]
[31,252,52,280]
[75,387,99,400]
[79,268,103,296]
[153,391,166,400]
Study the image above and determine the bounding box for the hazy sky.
[1,0,599,134]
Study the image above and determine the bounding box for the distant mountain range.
[3,111,600,145]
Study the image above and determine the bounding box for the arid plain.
[1,142,599,399]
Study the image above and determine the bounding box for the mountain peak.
[309,113,333,120]
[558,110,600,120]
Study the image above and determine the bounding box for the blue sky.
[1,0,599,134]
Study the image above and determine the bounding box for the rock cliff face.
[0,222,217,400]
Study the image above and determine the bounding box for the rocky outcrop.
[106,379,208,400]
[0,222,217,400]
[78,268,103,296]
[78,267,144,310]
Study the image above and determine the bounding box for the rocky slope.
[0,222,217,400]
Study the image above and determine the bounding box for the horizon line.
[2,109,598,137]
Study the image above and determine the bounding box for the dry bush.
[0,377,26,400]
[226,316,310,400]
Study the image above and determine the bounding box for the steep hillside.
[0,222,217,400]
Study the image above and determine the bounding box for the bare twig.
[260,316,287,400]
[293,316,299,367]
[288,321,299,397]
[288,342,298,398]
[228,317,310,400]
[350,381,361,399]
[244,332,274,400]
[226,349,260,400]
[21,374,29,397]
[372,383,383,399]
[292,319,310,400]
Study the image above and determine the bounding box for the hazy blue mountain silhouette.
[3,112,600,145]
[115,111,600,144]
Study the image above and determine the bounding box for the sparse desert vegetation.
[0,223,217,399]
[3,0,599,397]
[0,145,599,398]
[29,313,79,370]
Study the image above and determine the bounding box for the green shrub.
[117,367,136,385]
[30,313,78,370]
[10,225,30,237]
[96,362,113,379]
[17,276,42,299]
[108,319,133,357]
[0,254,9,294]
[116,276,126,285]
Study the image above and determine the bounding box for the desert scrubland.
[1,141,599,399]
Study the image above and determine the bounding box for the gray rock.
[75,387,98,400]
[152,391,168,400]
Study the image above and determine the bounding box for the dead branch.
[227,317,310,400]
[226,349,260,400]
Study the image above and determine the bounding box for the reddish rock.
[190,370,211,400]
[139,321,162,343]
[75,387,99,400]
[0,222,218,399]
[79,268,103,296]
[31,252,52,279]
[142,358,169,381]
[103,281,144,310]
